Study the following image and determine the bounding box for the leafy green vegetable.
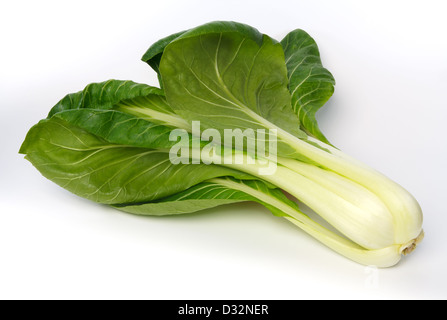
[159,29,302,137]
[114,178,298,218]
[20,117,250,204]
[114,180,255,216]
[19,21,424,267]
[142,21,264,75]
[281,29,335,144]
[142,30,187,76]
[142,22,335,145]
[48,80,162,117]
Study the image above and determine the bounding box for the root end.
[401,230,425,256]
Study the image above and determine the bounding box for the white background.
[1,0,446,300]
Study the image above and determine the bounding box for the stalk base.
[400,230,425,256]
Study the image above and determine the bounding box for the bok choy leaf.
[281,29,335,144]
[20,117,250,204]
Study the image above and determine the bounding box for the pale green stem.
[210,177,404,268]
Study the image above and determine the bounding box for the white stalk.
[201,146,423,256]
[202,151,390,249]
[211,177,420,268]
[243,110,423,247]
[274,127,424,246]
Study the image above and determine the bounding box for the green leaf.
[142,21,265,73]
[141,21,263,88]
[159,22,306,158]
[115,178,301,218]
[143,21,265,89]
[115,94,190,130]
[172,21,264,46]
[142,30,187,77]
[141,22,336,146]
[48,79,164,118]
[53,109,183,150]
[281,29,335,144]
[19,117,251,204]
[47,79,190,148]
[114,181,254,215]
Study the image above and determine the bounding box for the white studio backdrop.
[0,0,446,299]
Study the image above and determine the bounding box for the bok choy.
[19,21,424,267]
